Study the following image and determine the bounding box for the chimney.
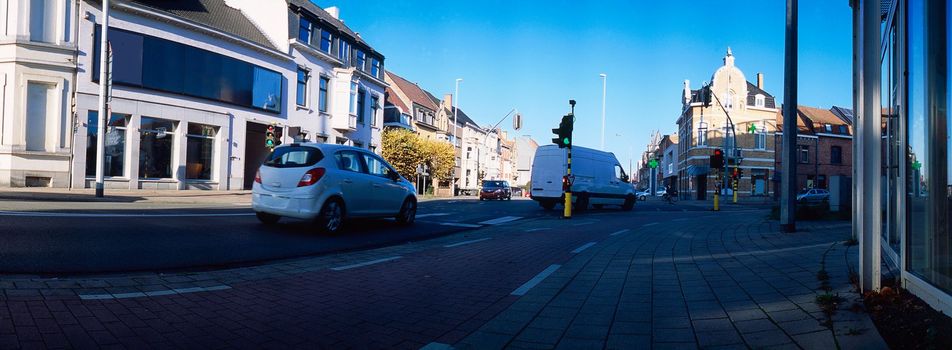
[325,6,340,19]
[444,94,453,111]
[756,73,764,89]
[682,79,691,104]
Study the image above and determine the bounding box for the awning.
[687,165,710,176]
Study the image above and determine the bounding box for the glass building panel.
[882,14,901,251]
[908,0,931,281]
[85,111,127,177]
[142,37,185,93]
[109,29,144,86]
[139,117,176,179]
[252,67,283,113]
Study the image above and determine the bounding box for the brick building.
[773,106,853,193]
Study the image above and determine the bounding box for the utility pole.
[780,0,798,232]
[94,0,110,198]
[600,73,607,150]
[452,78,462,196]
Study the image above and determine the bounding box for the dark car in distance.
[479,180,512,201]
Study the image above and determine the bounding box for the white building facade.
[1,0,383,191]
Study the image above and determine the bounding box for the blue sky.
[317,0,853,166]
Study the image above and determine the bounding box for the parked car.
[655,188,667,196]
[252,143,417,233]
[635,189,650,201]
[529,145,636,211]
[796,188,830,203]
[480,180,512,200]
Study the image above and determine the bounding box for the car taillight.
[298,168,326,187]
[254,170,262,184]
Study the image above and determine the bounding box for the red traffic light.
[714,149,723,156]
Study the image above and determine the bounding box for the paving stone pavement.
[455,215,888,350]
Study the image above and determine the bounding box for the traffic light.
[710,148,724,169]
[702,86,713,107]
[551,114,574,148]
[266,125,276,151]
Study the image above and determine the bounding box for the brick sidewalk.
[455,216,886,349]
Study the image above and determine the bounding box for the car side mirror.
[389,172,400,182]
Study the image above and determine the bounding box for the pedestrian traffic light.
[551,114,574,148]
[710,148,724,169]
[266,125,276,151]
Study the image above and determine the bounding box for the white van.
[529,145,636,211]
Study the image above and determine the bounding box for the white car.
[252,143,417,233]
[796,188,830,203]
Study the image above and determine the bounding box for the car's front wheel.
[622,195,636,211]
[396,198,417,225]
[316,199,344,234]
[255,212,280,225]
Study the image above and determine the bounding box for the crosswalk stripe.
[478,216,522,225]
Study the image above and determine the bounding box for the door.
[697,175,707,200]
[361,152,404,214]
[334,150,372,216]
[244,123,282,189]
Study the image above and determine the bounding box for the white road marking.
[420,342,454,350]
[0,211,254,218]
[572,221,596,226]
[610,229,630,236]
[511,264,561,296]
[439,222,482,228]
[444,237,492,248]
[571,242,597,254]
[78,284,231,300]
[659,242,833,263]
[642,222,659,227]
[416,213,451,218]
[525,228,550,232]
[478,216,523,225]
[330,256,402,271]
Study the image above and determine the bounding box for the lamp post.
[600,73,607,150]
[452,78,462,196]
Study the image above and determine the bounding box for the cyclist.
[664,186,677,204]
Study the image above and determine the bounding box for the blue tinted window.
[142,37,184,93]
[109,29,143,86]
[319,76,329,112]
[299,17,312,44]
[320,30,332,53]
[253,67,282,113]
[296,68,308,106]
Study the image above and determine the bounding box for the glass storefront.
[85,111,128,177]
[138,117,176,179]
[882,6,901,253]
[186,124,217,180]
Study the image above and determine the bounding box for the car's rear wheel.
[396,198,417,225]
[316,199,344,234]
[540,201,556,210]
[255,212,280,225]
[622,195,635,211]
[575,194,589,212]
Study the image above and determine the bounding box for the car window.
[335,151,366,173]
[362,153,395,178]
[614,165,624,180]
[482,181,504,188]
[263,146,323,168]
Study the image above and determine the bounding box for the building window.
[357,90,366,124]
[319,76,329,113]
[85,111,127,177]
[724,92,734,110]
[798,145,809,164]
[755,94,765,108]
[296,68,309,107]
[339,40,350,63]
[25,82,54,151]
[139,117,176,179]
[355,50,366,71]
[839,125,848,134]
[298,17,313,44]
[831,145,842,164]
[755,132,766,149]
[349,82,358,115]
[371,95,380,126]
[371,58,381,79]
[697,123,708,146]
[320,29,332,53]
[186,123,216,180]
[29,0,55,43]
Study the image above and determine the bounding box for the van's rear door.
[530,146,566,199]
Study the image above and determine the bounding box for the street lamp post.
[95,0,111,198]
[600,73,607,150]
[452,78,462,197]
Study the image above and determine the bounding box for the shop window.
[185,123,217,180]
[86,111,128,177]
[139,117,176,179]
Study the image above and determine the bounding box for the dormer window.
[755,94,765,108]
[825,124,832,133]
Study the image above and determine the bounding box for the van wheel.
[540,201,556,210]
[575,194,589,212]
[622,195,636,211]
[316,198,344,234]
[255,212,280,225]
